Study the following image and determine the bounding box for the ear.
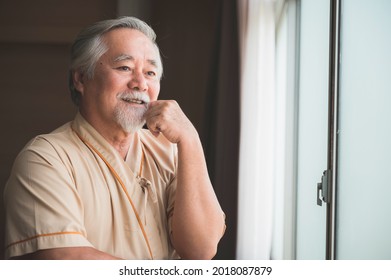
[73,71,85,95]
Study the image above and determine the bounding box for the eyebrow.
[113,54,133,62]
[113,53,158,68]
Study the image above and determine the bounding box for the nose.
[128,70,148,92]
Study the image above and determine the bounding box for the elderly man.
[4,16,225,260]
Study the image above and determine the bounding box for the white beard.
[114,91,150,133]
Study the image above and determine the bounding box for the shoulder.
[5,122,78,196]
[27,121,87,155]
[12,122,79,171]
[35,122,76,148]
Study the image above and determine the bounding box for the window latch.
[317,170,331,206]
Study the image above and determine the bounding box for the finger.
[145,101,164,119]
[146,116,163,137]
[146,100,163,112]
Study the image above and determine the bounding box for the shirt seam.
[5,231,85,249]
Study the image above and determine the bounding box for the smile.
[118,91,150,106]
[121,97,146,105]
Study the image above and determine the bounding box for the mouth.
[121,97,146,105]
[118,90,151,106]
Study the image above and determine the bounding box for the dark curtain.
[151,0,240,259]
[202,1,240,260]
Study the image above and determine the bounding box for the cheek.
[88,75,122,105]
[149,83,160,101]
[94,65,124,89]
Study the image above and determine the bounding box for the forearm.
[14,247,121,260]
[145,100,225,259]
[171,135,225,260]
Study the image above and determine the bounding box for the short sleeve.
[3,137,93,259]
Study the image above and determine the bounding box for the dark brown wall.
[150,1,220,137]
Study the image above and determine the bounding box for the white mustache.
[118,91,150,105]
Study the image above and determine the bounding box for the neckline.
[71,113,153,259]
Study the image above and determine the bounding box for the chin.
[120,121,146,134]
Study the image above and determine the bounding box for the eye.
[117,66,131,71]
[146,71,156,77]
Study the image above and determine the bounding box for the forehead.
[102,28,160,63]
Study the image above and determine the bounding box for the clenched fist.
[145,100,198,144]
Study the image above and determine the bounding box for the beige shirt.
[4,113,178,259]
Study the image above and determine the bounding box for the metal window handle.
[317,182,323,206]
[317,170,331,206]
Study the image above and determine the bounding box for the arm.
[146,100,225,259]
[4,139,112,260]
[13,247,121,260]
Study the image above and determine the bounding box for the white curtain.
[236,0,276,259]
